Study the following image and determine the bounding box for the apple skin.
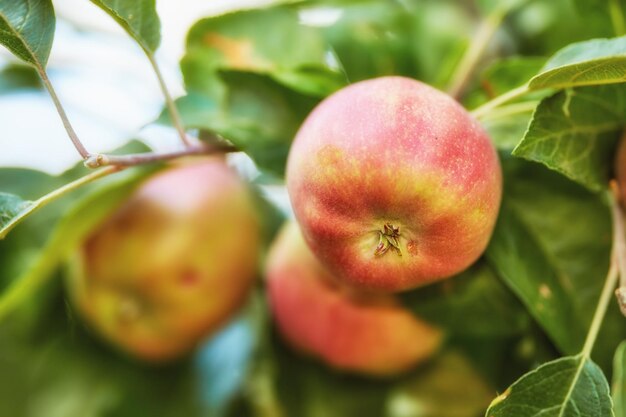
[287,76,502,292]
[67,157,260,362]
[267,221,443,377]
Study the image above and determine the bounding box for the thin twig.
[85,142,236,168]
[470,84,531,120]
[609,181,626,316]
[0,166,119,240]
[39,69,91,159]
[447,6,509,99]
[147,53,193,148]
[580,197,621,357]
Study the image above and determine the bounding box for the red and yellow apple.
[266,221,443,377]
[287,76,502,292]
[67,157,260,362]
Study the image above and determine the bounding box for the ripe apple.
[267,221,443,377]
[67,157,260,362]
[287,76,502,292]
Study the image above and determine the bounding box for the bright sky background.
[0,0,277,174]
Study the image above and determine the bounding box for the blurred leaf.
[615,341,626,417]
[408,0,473,89]
[314,0,417,83]
[482,56,546,96]
[0,192,34,239]
[0,291,263,417]
[237,326,500,417]
[530,36,626,90]
[513,84,626,191]
[0,0,55,67]
[465,56,546,108]
[89,0,161,53]
[0,63,42,92]
[481,102,534,150]
[184,6,344,97]
[475,0,529,14]
[387,352,493,417]
[508,0,613,57]
[486,355,612,416]
[486,157,626,361]
[401,262,529,338]
[166,73,317,175]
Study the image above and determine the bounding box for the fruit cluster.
[270,76,502,375]
[69,77,502,375]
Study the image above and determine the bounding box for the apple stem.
[375,223,402,257]
[609,181,626,316]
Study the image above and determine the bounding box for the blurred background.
[0,0,274,174]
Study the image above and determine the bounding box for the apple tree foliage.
[0,0,625,416]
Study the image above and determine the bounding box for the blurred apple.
[267,221,443,377]
[67,157,260,362]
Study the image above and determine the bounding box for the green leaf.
[0,192,34,239]
[0,63,42,92]
[530,36,626,90]
[166,73,317,175]
[486,355,613,417]
[615,341,626,417]
[387,351,494,417]
[0,0,55,67]
[184,6,344,97]
[513,84,626,191]
[89,0,161,53]
[482,57,547,97]
[481,102,535,150]
[0,293,263,417]
[316,1,418,83]
[487,201,585,354]
[486,157,619,356]
[401,262,529,338]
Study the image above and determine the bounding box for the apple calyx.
[375,223,402,257]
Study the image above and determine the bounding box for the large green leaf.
[513,84,626,191]
[530,36,626,90]
[184,6,344,97]
[615,341,626,417]
[487,201,585,353]
[0,193,33,239]
[89,0,160,53]
[401,262,529,338]
[487,157,620,357]
[486,355,613,417]
[0,0,55,67]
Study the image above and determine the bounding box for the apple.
[267,221,443,377]
[67,157,260,362]
[287,76,502,292]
